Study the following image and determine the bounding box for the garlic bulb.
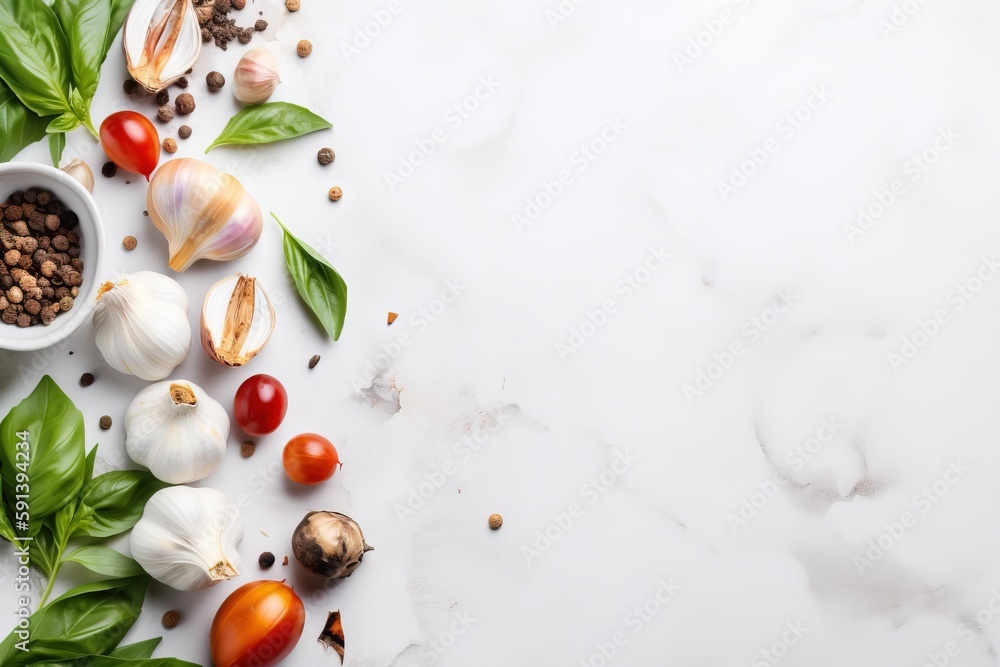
[292,511,373,579]
[124,0,202,92]
[131,486,243,591]
[233,47,281,104]
[147,158,263,271]
[125,380,229,484]
[201,273,275,367]
[92,272,191,381]
[61,159,94,193]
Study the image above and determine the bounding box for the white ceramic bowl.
[0,162,105,352]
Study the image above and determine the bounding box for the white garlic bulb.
[130,486,243,591]
[147,158,263,271]
[233,47,281,104]
[124,0,202,92]
[92,272,191,381]
[201,273,275,367]
[61,158,94,193]
[125,380,229,484]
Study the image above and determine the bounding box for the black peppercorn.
[259,551,275,568]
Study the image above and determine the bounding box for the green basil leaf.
[272,212,348,341]
[49,132,65,167]
[205,102,331,152]
[0,376,86,523]
[64,546,143,578]
[53,0,112,103]
[83,445,98,485]
[54,574,148,602]
[105,0,136,59]
[109,637,161,659]
[74,470,168,538]
[0,0,74,117]
[47,112,80,134]
[0,79,49,163]
[0,575,149,664]
[31,525,61,578]
[36,657,200,667]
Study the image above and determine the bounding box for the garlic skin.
[61,159,94,193]
[201,273,275,367]
[233,48,281,104]
[131,486,244,591]
[124,0,202,92]
[92,272,191,381]
[147,158,263,271]
[125,380,229,484]
[292,511,373,579]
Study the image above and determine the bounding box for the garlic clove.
[61,158,94,193]
[125,380,229,484]
[124,0,202,93]
[147,158,263,271]
[201,273,275,367]
[233,47,281,105]
[92,272,191,381]
[130,486,243,591]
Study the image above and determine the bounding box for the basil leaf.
[64,546,143,578]
[37,657,200,667]
[0,575,149,664]
[31,524,61,578]
[110,637,161,659]
[83,445,98,485]
[272,212,348,341]
[49,132,65,166]
[0,79,49,163]
[53,0,112,103]
[0,376,86,522]
[105,0,136,57]
[0,0,73,117]
[74,470,168,538]
[205,102,331,151]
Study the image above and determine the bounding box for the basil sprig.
[206,102,332,151]
[273,212,348,341]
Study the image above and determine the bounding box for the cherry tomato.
[234,374,287,436]
[210,580,305,667]
[99,111,159,180]
[282,433,340,485]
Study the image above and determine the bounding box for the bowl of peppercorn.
[0,161,105,352]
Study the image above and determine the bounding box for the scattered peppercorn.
[387,312,398,325]
[99,415,112,430]
[232,0,245,8]
[206,71,225,91]
[156,90,170,106]
[156,105,174,123]
[123,79,138,95]
[241,440,256,458]
[488,513,503,530]
[101,162,117,178]
[297,39,312,57]
[254,19,267,31]
[174,76,189,89]
[309,354,321,369]
[122,235,138,250]
[237,27,253,44]
[286,0,299,11]
[259,551,275,568]
[282,555,289,566]
[175,93,195,115]
[178,125,192,139]
[80,372,94,387]
[317,147,335,165]
[163,138,178,153]
[162,610,180,629]
[328,186,343,201]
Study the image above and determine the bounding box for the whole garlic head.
[130,486,243,591]
[233,47,280,104]
[124,0,202,92]
[201,273,275,367]
[92,272,191,381]
[147,158,263,271]
[292,511,373,579]
[125,380,229,484]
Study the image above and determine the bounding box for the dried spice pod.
[201,273,275,367]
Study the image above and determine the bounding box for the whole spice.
[241,440,256,457]
[162,610,180,629]
[156,90,170,106]
[308,354,320,369]
[123,79,139,95]
[179,125,193,139]
[297,40,312,57]
[207,71,225,91]
[238,27,253,44]
[80,372,95,386]
[286,0,300,11]
[157,105,174,123]
[328,186,342,201]
[175,93,196,115]
[232,48,281,105]
[163,137,178,153]
[99,415,112,430]
[122,235,138,250]
[130,486,244,590]
[259,551,275,568]
[489,513,503,530]
[232,0,246,8]
[124,380,230,484]
[102,161,117,178]
[282,555,288,566]
[255,19,267,31]
[291,511,372,579]
[201,273,275,366]
[317,147,334,165]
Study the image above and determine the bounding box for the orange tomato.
[282,433,340,485]
[210,580,305,667]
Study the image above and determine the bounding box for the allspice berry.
[206,71,225,92]
[123,79,138,95]
[328,186,343,201]
[232,0,245,8]
[317,147,335,165]
[285,0,299,11]
[122,235,138,250]
[255,19,268,31]
[297,39,312,57]
[178,125,192,139]
[488,513,503,530]
[175,93,195,115]
[259,551,275,568]
[162,610,180,629]
[163,137,177,153]
[80,372,95,387]
[99,415,112,430]
[156,90,170,106]
[241,440,256,458]
[156,105,174,123]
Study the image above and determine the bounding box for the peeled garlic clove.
[93,271,191,381]
[130,486,243,591]
[147,158,263,271]
[201,273,275,367]
[233,47,281,105]
[124,0,202,93]
[125,380,229,484]
[61,158,94,193]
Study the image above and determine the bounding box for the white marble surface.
[3,0,1000,665]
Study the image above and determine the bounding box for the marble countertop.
[3,0,1000,665]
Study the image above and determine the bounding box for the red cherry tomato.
[282,433,340,485]
[234,374,287,436]
[99,111,159,180]
[210,580,305,667]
